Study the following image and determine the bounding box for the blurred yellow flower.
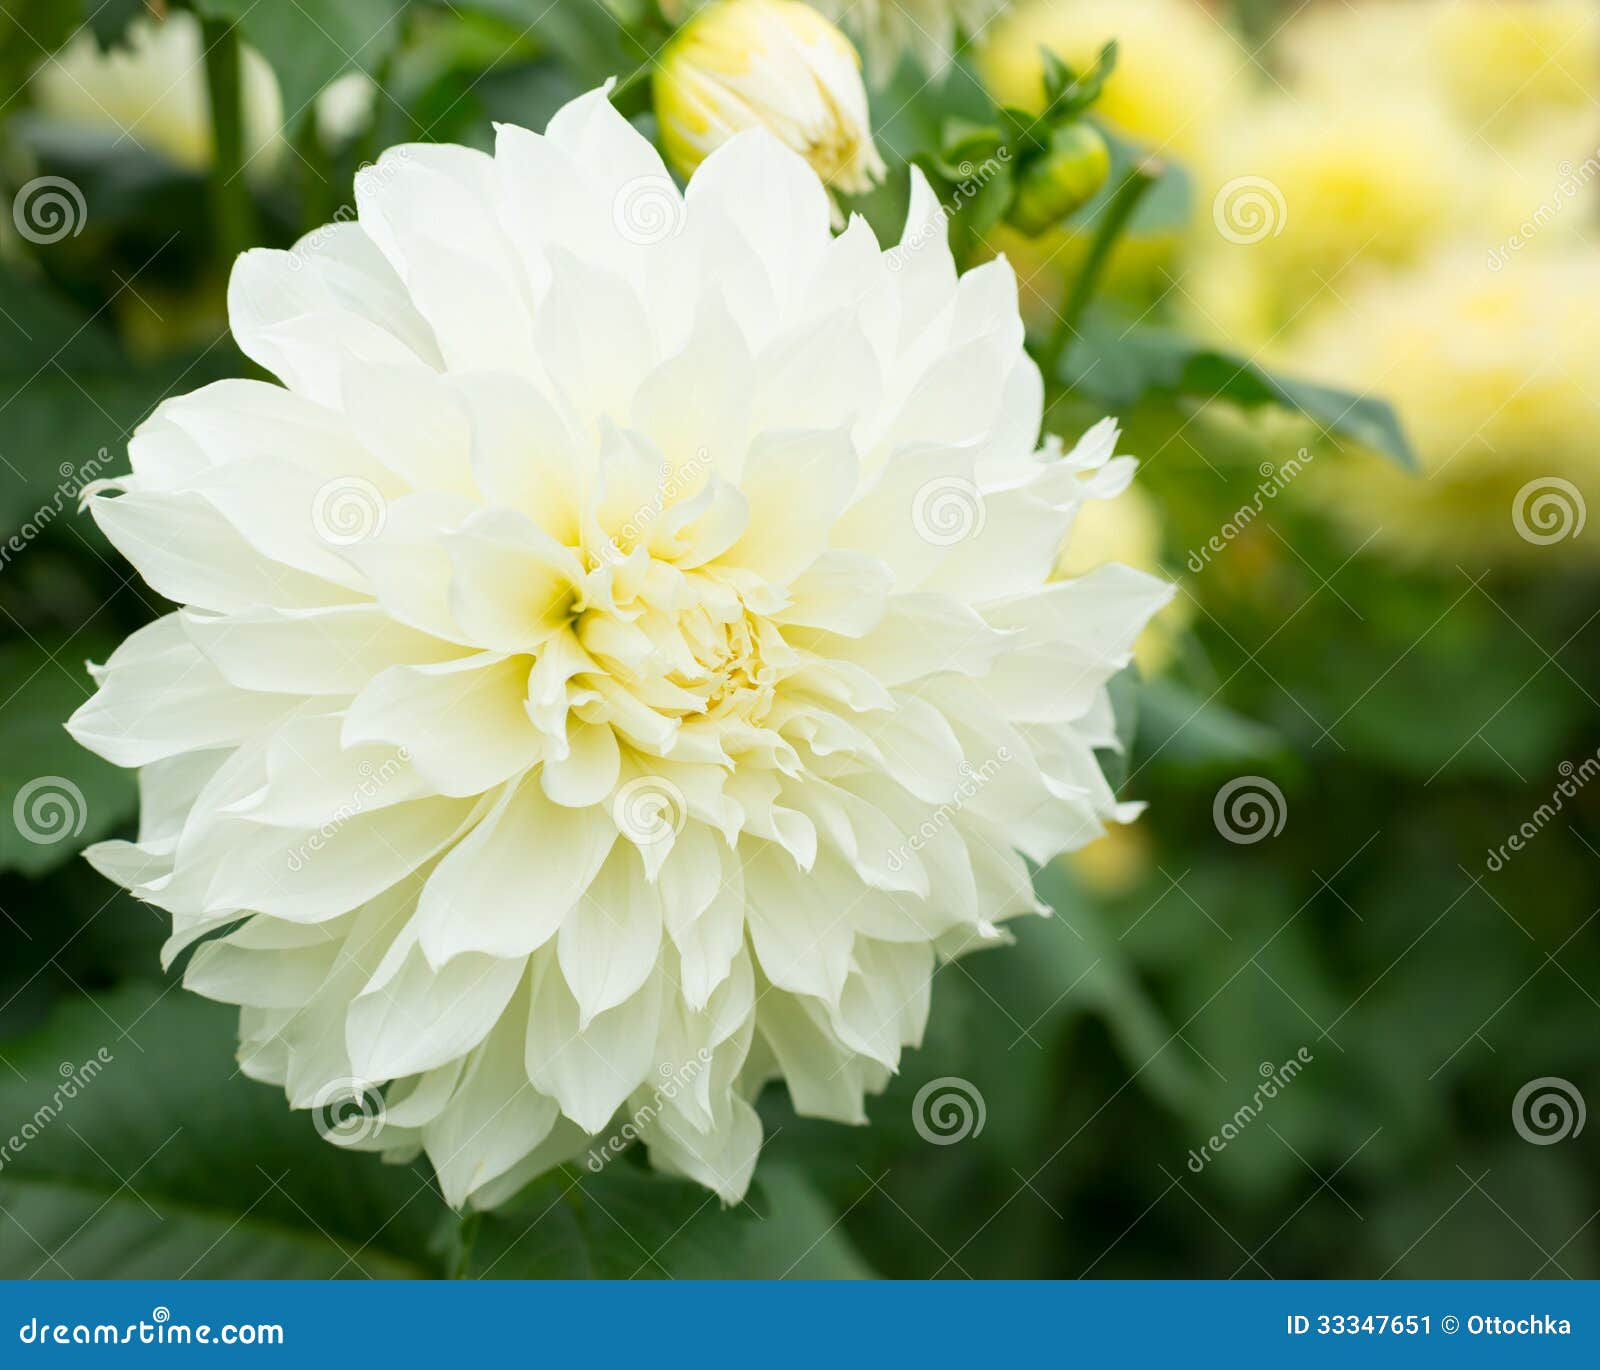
[977,0,1248,160]
[1431,0,1600,136]
[1280,0,1600,141]
[1186,94,1475,349]
[1276,1,1436,102]
[31,12,285,175]
[1286,246,1600,566]
[1070,823,1156,896]
[653,0,884,202]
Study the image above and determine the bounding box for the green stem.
[201,18,256,264]
[451,1211,483,1279]
[1040,159,1161,383]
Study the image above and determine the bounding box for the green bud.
[1006,122,1111,236]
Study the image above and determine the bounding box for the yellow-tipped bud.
[653,0,886,200]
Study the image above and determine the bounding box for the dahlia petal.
[856,694,967,803]
[753,306,882,435]
[533,248,656,423]
[893,167,958,344]
[685,129,830,312]
[422,998,562,1210]
[184,916,345,1009]
[744,843,853,1004]
[414,774,616,964]
[204,796,473,923]
[810,593,1012,687]
[828,937,932,1069]
[661,826,745,1010]
[228,226,442,403]
[641,1092,762,1203]
[334,492,479,643]
[67,615,293,768]
[157,378,391,487]
[88,489,350,614]
[444,509,584,653]
[342,654,540,797]
[450,372,584,547]
[775,550,893,637]
[347,942,525,1080]
[544,82,668,190]
[355,144,539,376]
[235,712,427,828]
[557,842,663,1026]
[753,988,867,1123]
[540,720,620,807]
[981,564,1176,722]
[180,604,460,695]
[630,293,753,482]
[526,953,662,1134]
[831,441,981,590]
[724,427,857,584]
[340,364,479,499]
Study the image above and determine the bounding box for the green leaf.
[466,1158,874,1278]
[1061,324,1417,470]
[1031,862,1198,1112]
[0,985,449,1277]
[193,0,409,128]
[445,0,655,88]
[0,362,183,543]
[0,264,241,540]
[466,1166,740,1278]
[1133,677,1296,778]
[0,638,136,877]
[740,1162,877,1278]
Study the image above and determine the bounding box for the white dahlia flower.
[69,86,1170,1208]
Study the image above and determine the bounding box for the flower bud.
[653,0,886,200]
[1007,122,1111,235]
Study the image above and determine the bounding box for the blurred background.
[0,0,1596,1278]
